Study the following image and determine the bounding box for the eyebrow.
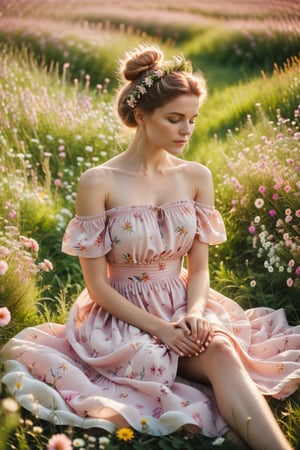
[166,112,199,118]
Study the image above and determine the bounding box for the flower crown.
[126,55,192,109]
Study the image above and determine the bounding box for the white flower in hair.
[125,55,192,109]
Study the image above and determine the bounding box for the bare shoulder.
[76,165,113,216]
[183,160,214,205]
[184,160,212,178]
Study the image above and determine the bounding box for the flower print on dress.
[125,362,146,380]
[122,252,135,264]
[112,236,121,245]
[94,230,106,246]
[129,272,150,282]
[122,221,134,233]
[134,213,143,222]
[175,225,188,237]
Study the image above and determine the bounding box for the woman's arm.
[176,163,215,349]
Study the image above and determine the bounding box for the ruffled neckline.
[75,200,215,220]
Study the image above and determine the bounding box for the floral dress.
[2,201,300,437]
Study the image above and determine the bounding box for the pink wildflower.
[284,185,291,193]
[0,260,8,275]
[155,69,164,78]
[248,225,256,234]
[20,236,39,252]
[272,193,279,201]
[47,433,72,450]
[144,76,153,87]
[54,179,62,187]
[258,186,266,194]
[38,259,53,272]
[295,209,300,218]
[295,266,300,277]
[286,278,294,288]
[8,210,17,219]
[0,307,11,327]
[268,210,277,216]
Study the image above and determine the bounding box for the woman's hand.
[175,313,214,353]
[154,322,201,357]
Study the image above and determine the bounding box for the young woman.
[2,45,299,449]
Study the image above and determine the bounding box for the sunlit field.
[0,1,299,449]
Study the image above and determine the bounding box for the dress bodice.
[62,200,227,265]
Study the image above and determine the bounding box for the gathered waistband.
[107,259,182,282]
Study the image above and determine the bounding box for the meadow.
[0,0,299,448]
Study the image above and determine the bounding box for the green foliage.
[183,25,300,84]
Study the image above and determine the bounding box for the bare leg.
[99,407,129,427]
[178,335,293,450]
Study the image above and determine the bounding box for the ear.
[134,108,146,126]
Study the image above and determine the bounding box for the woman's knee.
[207,334,239,363]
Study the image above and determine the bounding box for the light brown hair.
[117,45,207,128]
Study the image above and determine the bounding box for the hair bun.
[121,45,163,81]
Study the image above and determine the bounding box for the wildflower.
[254,198,264,209]
[258,186,266,194]
[33,426,43,434]
[2,397,19,413]
[286,278,294,287]
[248,225,256,234]
[295,209,300,218]
[0,247,9,257]
[54,179,62,187]
[98,436,110,445]
[8,210,17,219]
[47,433,72,450]
[0,306,11,326]
[0,260,9,275]
[140,418,148,426]
[295,266,300,277]
[116,427,135,441]
[212,436,225,446]
[38,259,53,272]
[73,438,85,447]
[268,210,277,216]
[250,280,256,287]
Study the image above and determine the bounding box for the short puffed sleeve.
[195,202,227,245]
[62,212,112,258]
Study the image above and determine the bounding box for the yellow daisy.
[116,427,135,441]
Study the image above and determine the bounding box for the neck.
[125,131,170,175]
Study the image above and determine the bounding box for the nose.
[180,122,192,136]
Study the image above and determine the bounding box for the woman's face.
[141,94,200,155]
